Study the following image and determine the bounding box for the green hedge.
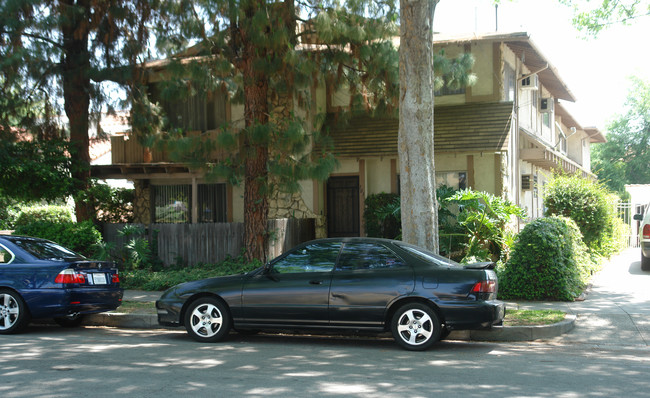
[544,174,623,257]
[498,216,597,301]
[13,220,102,257]
[15,205,74,226]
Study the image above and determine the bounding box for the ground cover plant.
[120,255,263,291]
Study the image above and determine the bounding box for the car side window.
[272,242,341,274]
[0,245,14,264]
[336,242,405,271]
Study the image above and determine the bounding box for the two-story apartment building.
[92,31,604,238]
[320,32,604,236]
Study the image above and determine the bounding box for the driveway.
[514,248,650,346]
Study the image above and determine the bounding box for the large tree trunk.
[398,0,439,252]
[242,25,270,263]
[60,0,93,222]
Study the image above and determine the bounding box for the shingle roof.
[322,102,513,158]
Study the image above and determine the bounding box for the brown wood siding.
[322,102,513,158]
[102,218,315,266]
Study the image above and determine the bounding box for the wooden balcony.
[110,130,234,164]
[92,131,236,180]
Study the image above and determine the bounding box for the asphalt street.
[1,248,649,398]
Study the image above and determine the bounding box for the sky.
[434,0,650,132]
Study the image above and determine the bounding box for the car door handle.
[309,280,323,285]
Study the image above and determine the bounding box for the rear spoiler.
[463,262,495,270]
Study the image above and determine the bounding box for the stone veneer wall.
[265,90,328,239]
[133,180,151,224]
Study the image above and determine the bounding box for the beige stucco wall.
[473,154,497,193]
[470,42,494,97]
[365,158,393,196]
[232,185,244,223]
[334,159,361,174]
[435,153,467,172]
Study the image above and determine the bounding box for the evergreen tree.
[0,0,159,219]
[149,0,402,261]
[144,0,476,261]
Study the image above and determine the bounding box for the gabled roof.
[433,32,576,102]
[555,102,606,143]
[322,102,513,158]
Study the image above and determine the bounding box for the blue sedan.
[0,235,123,334]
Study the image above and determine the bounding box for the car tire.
[0,289,30,334]
[184,297,231,343]
[54,314,85,328]
[391,303,441,351]
[642,253,650,271]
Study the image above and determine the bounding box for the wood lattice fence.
[101,218,315,266]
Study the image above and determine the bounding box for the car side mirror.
[634,214,644,221]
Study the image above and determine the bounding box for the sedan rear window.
[337,242,406,270]
[396,243,460,267]
[12,239,85,261]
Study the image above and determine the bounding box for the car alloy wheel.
[184,297,231,343]
[391,303,441,351]
[0,289,29,334]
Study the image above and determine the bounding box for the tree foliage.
[0,0,160,219]
[592,76,650,193]
[142,0,474,261]
[559,0,650,35]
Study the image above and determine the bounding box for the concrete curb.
[84,313,577,341]
[449,315,576,341]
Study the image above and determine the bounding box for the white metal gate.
[618,202,640,248]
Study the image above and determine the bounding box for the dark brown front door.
[327,176,360,237]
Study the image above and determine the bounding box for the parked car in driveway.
[634,203,650,270]
[0,235,123,334]
[156,237,505,350]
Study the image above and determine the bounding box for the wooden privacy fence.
[102,218,315,266]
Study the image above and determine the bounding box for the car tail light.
[55,269,86,284]
[471,280,496,294]
[643,224,650,240]
[112,273,120,284]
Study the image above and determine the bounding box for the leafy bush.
[364,193,400,239]
[363,187,524,263]
[13,220,102,257]
[498,216,597,301]
[0,196,22,230]
[15,205,74,226]
[92,225,159,271]
[81,182,134,223]
[120,256,262,291]
[446,189,524,263]
[544,174,623,257]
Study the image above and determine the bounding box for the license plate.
[91,273,108,285]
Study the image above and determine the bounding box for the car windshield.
[12,239,85,261]
[396,243,461,267]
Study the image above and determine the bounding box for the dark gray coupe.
[156,238,505,350]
